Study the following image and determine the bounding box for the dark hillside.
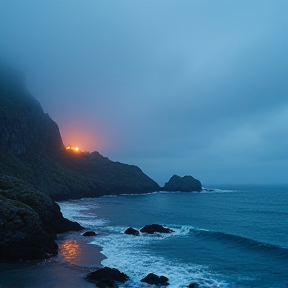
[0,66,63,155]
[0,65,160,199]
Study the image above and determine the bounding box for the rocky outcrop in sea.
[86,267,129,284]
[141,273,169,286]
[163,175,202,192]
[124,227,140,236]
[140,224,174,234]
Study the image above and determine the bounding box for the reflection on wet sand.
[60,240,81,264]
[59,238,106,267]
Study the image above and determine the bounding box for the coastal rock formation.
[140,224,174,234]
[188,283,200,288]
[0,176,83,260]
[163,175,202,192]
[82,231,97,236]
[86,267,129,283]
[141,273,169,286]
[124,227,140,236]
[0,65,63,155]
[0,195,58,260]
[0,176,83,235]
[0,65,160,200]
[96,279,118,288]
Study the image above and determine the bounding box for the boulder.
[140,224,174,234]
[96,279,118,288]
[188,283,199,288]
[86,267,129,283]
[124,227,139,236]
[82,231,97,236]
[0,195,58,260]
[163,175,202,192]
[0,176,83,261]
[141,273,169,286]
[0,176,84,237]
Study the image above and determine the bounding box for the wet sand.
[0,231,106,288]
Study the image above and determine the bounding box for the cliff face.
[0,66,63,155]
[0,65,160,199]
[0,175,83,260]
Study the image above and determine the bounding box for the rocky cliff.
[0,65,160,199]
[0,175,83,260]
[0,65,63,155]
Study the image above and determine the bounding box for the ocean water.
[58,184,288,288]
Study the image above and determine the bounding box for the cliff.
[0,65,160,200]
[0,175,83,260]
[0,65,63,155]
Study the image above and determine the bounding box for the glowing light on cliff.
[66,146,80,152]
[60,120,107,153]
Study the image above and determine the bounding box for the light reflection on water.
[0,238,103,287]
[58,238,105,267]
[59,240,81,264]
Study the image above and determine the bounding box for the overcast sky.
[0,0,287,186]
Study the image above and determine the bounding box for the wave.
[58,201,108,228]
[91,225,227,288]
[93,222,288,260]
[113,189,238,196]
[190,228,288,259]
[101,190,237,198]
[59,198,288,261]
[201,188,239,193]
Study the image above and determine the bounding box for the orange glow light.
[66,146,80,152]
[59,240,81,264]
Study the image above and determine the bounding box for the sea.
[0,184,287,288]
[58,184,288,288]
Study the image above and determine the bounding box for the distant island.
[163,175,202,192]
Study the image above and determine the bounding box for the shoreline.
[57,231,106,268]
[0,231,106,288]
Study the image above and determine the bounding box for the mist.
[0,0,287,185]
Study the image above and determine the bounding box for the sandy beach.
[0,231,105,288]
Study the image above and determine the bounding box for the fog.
[1,0,287,185]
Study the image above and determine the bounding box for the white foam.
[90,225,230,288]
[201,188,238,194]
[119,191,161,196]
[58,201,108,228]
[101,194,119,198]
[169,225,209,237]
[58,201,243,287]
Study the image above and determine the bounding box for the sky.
[0,0,287,186]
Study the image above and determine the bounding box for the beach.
[0,232,105,288]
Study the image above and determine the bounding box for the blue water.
[59,184,288,288]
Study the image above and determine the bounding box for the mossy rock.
[0,176,84,261]
[0,195,58,260]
